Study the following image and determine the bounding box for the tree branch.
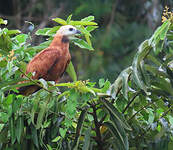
[122,91,140,114]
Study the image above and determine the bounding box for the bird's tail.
[4,85,41,96]
[17,85,41,96]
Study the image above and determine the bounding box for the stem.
[122,91,140,114]
[18,69,52,93]
[134,106,172,140]
[128,100,158,121]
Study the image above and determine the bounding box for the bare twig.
[122,91,140,114]
[128,99,160,121]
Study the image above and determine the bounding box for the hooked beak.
[76,30,81,34]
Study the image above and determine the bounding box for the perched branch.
[18,69,53,94]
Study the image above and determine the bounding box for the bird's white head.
[56,25,81,36]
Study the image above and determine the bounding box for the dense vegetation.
[0,1,173,150]
[0,7,173,150]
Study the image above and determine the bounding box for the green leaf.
[5,94,13,105]
[52,136,61,142]
[47,26,60,35]
[103,121,128,150]
[110,113,129,150]
[36,102,47,129]
[59,128,67,138]
[1,81,35,93]
[99,78,105,88]
[168,115,173,126]
[7,30,21,35]
[86,26,98,32]
[101,99,132,131]
[132,40,151,93]
[73,38,94,50]
[72,108,88,150]
[18,61,27,73]
[147,108,154,124]
[122,69,131,100]
[66,14,73,24]
[150,20,171,45]
[52,18,67,25]
[144,64,167,78]
[66,61,77,81]
[0,18,8,25]
[31,125,39,149]
[0,112,9,123]
[82,127,91,150]
[81,16,95,22]
[47,145,53,150]
[35,28,51,36]
[80,26,91,36]
[0,126,8,143]
[101,80,111,93]
[13,34,28,45]
[69,21,97,26]
[0,78,28,89]
[9,116,16,144]
[0,49,8,55]
[31,93,41,125]
[109,67,132,99]
[16,116,24,143]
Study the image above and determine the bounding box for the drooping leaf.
[73,38,94,50]
[110,113,129,150]
[101,99,132,131]
[72,108,88,150]
[9,116,16,144]
[103,121,128,150]
[16,116,24,143]
[108,67,132,99]
[82,127,91,150]
[66,61,77,81]
[36,102,47,129]
[132,40,151,93]
[31,124,39,149]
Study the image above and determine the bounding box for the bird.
[17,25,81,96]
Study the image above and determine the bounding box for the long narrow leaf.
[110,113,129,150]
[103,121,127,150]
[72,108,88,150]
[66,61,77,81]
[101,99,131,131]
[132,40,151,93]
[82,127,91,150]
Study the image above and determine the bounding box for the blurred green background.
[1,0,172,82]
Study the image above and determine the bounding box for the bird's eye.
[69,28,74,31]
